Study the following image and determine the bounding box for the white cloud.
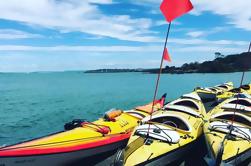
[186,31,204,38]
[127,0,160,6]
[129,0,251,31]
[155,20,181,26]
[191,0,251,31]
[0,45,161,52]
[0,0,161,42]
[88,0,113,4]
[168,38,249,46]
[172,45,245,53]
[0,38,248,72]
[186,27,227,38]
[0,29,43,39]
[0,37,248,53]
[155,20,167,26]
[187,1,250,32]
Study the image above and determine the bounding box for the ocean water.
[0,71,250,146]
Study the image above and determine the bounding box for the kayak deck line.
[0,132,131,156]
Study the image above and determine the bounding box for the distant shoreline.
[84,69,251,74]
[85,52,251,74]
[0,52,250,74]
[0,70,251,75]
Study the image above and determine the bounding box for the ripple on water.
[1,72,250,147]
[0,134,9,139]
[55,100,64,103]
[30,102,38,105]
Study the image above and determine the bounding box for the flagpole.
[146,22,172,139]
[230,41,251,126]
[150,22,172,113]
[240,41,251,84]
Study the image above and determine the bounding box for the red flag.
[160,0,193,23]
[163,47,171,62]
[153,93,167,107]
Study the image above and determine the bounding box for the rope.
[82,121,111,134]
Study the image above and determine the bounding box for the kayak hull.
[0,137,128,166]
[205,142,251,166]
[223,148,251,166]
[138,137,203,166]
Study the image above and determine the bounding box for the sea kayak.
[195,82,234,101]
[0,95,166,166]
[115,92,206,166]
[217,83,251,100]
[204,96,251,166]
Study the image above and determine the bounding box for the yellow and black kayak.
[204,96,251,166]
[0,95,166,166]
[195,82,234,101]
[241,83,251,94]
[217,83,251,100]
[115,92,206,166]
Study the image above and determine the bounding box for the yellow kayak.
[204,96,251,166]
[241,83,251,94]
[217,83,251,100]
[0,95,166,166]
[115,92,206,166]
[195,82,234,101]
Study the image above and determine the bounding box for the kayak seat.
[209,121,251,140]
[142,113,192,132]
[135,124,180,143]
[150,116,189,131]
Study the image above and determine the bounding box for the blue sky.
[0,0,250,72]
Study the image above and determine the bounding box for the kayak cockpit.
[133,113,192,143]
[182,92,201,101]
[150,116,190,131]
[241,84,250,90]
[164,105,201,117]
[209,112,251,140]
[209,88,218,92]
[217,85,228,90]
[227,98,251,107]
[169,98,200,111]
[142,113,192,132]
[211,112,251,127]
[221,103,251,113]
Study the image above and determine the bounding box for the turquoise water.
[0,71,250,145]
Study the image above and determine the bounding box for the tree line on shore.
[85,52,251,74]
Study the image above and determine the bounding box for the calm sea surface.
[0,71,250,145]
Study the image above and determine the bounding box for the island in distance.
[85,52,251,74]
